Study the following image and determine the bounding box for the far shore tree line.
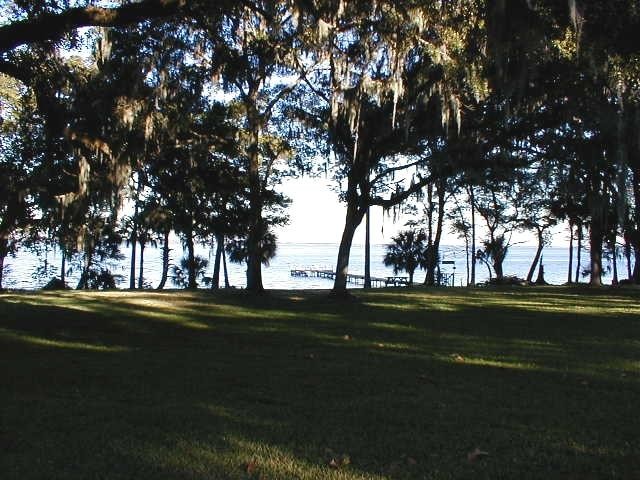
[1,1,639,293]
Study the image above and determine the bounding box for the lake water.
[2,241,632,290]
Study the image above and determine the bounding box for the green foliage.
[171,255,209,289]
[2,0,640,290]
[41,277,67,290]
[226,228,279,267]
[480,234,509,280]
[383,229,427,284]
[85,268,118,290]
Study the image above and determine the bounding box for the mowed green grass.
[1,286,639,479]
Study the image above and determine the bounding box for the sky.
[276,176,407,245]
[275,176,572,247]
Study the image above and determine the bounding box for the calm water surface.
[2,242,630,290]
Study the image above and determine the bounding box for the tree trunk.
[222,245,230,288]
[43,245,49,280]
[186,227,197,289]
[433,180,446,282]
[611,244,618,285]
[535,260,547,285]
[364,207,371,289]
[470,186,476,286]
[60,249,66,286]
[424,184,436,285]
[589,164,605,287]
[129,180,140,289]
[212,234,223,290]
[493,258,504,280]
[576,223,583,282]
[129,228,138,289]
[464,234,470,287]
[77,247,93,290]
[632,166,640,283]
[567,221,574,283]
[157,230,170,290]
[589,221,603,286]
[245,182,264,291]
[482,258,492,281]
[424,184,446,286]
[527,229,544,283]
[490,231,506,282]
[624,236,632,280]
[138,241,145,289]
[332,201,365,294]
[245,101,264,293]
[0,252,5,290]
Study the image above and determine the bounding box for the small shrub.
[42,277,68,290]
[489,275,528,286]
[87,269,118,290]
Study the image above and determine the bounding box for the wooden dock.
[291,268,409,288]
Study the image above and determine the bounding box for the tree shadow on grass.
[1,288,639,479]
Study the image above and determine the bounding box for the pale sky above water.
[277,176,408,245]
[276,176,571,247]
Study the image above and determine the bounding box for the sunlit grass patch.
[433,352,542,372]
[369,321,420,332]
[0,293,97,313]
[0,327,131,353]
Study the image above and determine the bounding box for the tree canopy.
[1,0,639,291]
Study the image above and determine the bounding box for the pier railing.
[291,268,457,288]
[291,268,408,288]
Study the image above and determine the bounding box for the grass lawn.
[1,286,639,479]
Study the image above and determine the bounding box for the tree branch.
[64,127,113,159]
[291,53,330,105]
[0,60,31,84]
[263,58,325,118]
[370,158,428,186]
[233,79,249,103]
[264,80,301,118]
[0,0,188,53]
[369,174,433,209]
